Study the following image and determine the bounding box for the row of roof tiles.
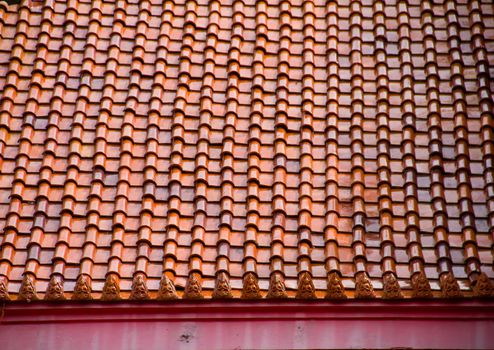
[1,0,494,301]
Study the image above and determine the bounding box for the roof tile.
[0,0,493,301]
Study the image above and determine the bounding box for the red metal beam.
[1,300,493,349]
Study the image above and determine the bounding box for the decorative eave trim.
[3,300,494,324]
[3,300,494,349]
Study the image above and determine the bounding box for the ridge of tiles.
[0,0,494,301]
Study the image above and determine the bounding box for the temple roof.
[0,0,493,301]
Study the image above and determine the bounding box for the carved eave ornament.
[101,273,121,301]
[130,273,149,301]
[72,274,93,301]
[157,274,179,300]
[18,274,38,302]
[382,273,403,299]
[440,272,463,298]
[267,273,288,299]
[0,276,10,301]
[212,271,233,299]
[325,272,347,299]
[354,272,376,299]
[296,271,316,299]
[472,272,494,298]
[44,275,66,301]
[241,272,262,299]
[183,272,204,300]
[411,271,433,298]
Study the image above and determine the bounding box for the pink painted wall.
[1,300,493,349]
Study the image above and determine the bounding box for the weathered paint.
[1,300,493,349]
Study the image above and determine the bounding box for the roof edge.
[2,300,494,349]
[3,299,494,324]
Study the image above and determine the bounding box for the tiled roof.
[0,0,494,302]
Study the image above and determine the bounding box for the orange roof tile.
[0,0,494,301]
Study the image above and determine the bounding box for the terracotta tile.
[0,0,492,301]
